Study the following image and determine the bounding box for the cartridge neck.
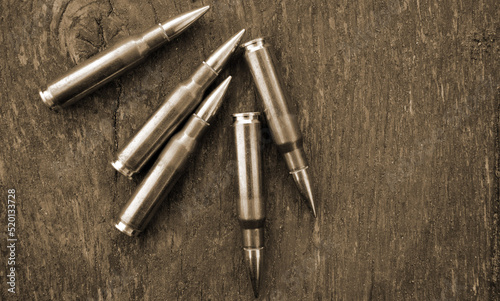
[283,147,308,172]
[242,228,264,248]
[183,114,210,140]
[139,25,170,53]
[190,62,219,91]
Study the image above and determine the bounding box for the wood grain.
[0,0,498,300]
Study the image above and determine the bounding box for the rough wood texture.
[0,0,498,300]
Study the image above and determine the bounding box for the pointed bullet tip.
[161,6,211,40]
[236,28,246,37]
[217,75,233,91]
[194,76,232,122]
[233,29,247,45]
[308,194,317,218]
[205,29,246,72]
[291,167,318,217]
[195,5,211,15]
[307,189,317,218]
[245,248,263,299]
[312,203,317,218]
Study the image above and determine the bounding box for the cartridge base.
[111,160,135,178]
[115,220,141,236]
[39,90,60,110]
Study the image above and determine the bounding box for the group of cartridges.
[39,6,317,298]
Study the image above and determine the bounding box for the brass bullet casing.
[39,6,210,110]
[242,38,317,217]
[115,77,232,236]
[233,112,265,298]
[112,29,245,178]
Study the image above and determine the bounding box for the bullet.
[115,76,232,236]
[39,6,210,110]
[233,112,265,297]
[112,29,245,178]
[242,38,317,217]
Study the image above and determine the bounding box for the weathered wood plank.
[0,0,498,300]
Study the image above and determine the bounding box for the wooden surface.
[0,0,498,300]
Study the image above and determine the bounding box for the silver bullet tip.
[291,167,317,218]
[194,76,232,123]
[244,247,263,298]
[161,6,211,40]
[205,29,246,73]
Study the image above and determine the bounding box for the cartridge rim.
[39,90,56,108]
[232,112,261,122]
[241,37,267,49]
[232,112,260,118]
[111,160,135,178]
[115,221,141,237]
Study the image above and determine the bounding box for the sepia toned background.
[0,0,498,300]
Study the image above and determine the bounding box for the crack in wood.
[54,0,72,38]
[147,0,159,24]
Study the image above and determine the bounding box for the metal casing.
[116,115,209,236]
[40,25,167,109]
[233,112,265,243]
[115,76,232,236]
[112,63,217,177]
[242,38,317,217]
[233,112,265,297]
[112,29,245,178]
[242,38,307,171]
[39,6,210,110]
